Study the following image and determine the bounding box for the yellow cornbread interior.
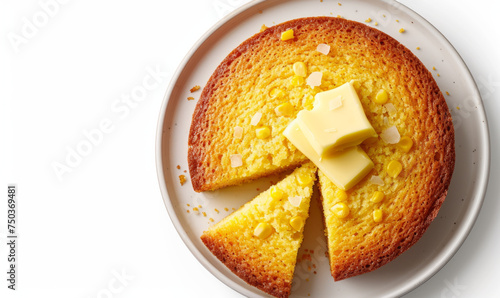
[284,120,373,190]
[201,163,317,297]
[296,82,377,156]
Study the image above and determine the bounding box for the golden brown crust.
[201,234,290,298]
[188,28,266,192]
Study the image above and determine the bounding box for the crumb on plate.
[190,85,201,93]
[179,175,187,185]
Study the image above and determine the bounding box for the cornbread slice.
[318,126,454,281]
[201,163,317,298]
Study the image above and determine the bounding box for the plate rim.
[155,0,491,297]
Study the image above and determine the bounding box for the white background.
[1,0,499,297]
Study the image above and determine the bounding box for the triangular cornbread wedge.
[318,152,452,281]
[201,163,317,298]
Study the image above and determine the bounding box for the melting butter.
[296,82,377,157]
[284,120,373,190]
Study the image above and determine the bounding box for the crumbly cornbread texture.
[201,163,317,298]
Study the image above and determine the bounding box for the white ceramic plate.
[156,0,490,297]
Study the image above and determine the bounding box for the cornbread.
[201,163,317,298]
[191,16,454,285]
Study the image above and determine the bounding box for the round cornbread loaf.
[190,16,454,282]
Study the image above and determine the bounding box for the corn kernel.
[270,186,284,200]
[371,191,385,203]
[290,216,305,232]
[373,209,383,222]
[386,160,403,178]
[375,89,389,104]
[281,29,294,41]
[291,75,305,86]
[254,222,274,239]
[331,202,349,218]
[269,88,285,98]
[256,126,271,139]
[297,173,312,186]
[275,102,295,117]
[293,62,307,77]
[336,190,347,201]
[399,28,405,33]
[397,136,413,153]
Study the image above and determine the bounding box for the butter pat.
[296,82,377,156]
[284,120,373,190]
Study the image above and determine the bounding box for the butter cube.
[296,82,377,157]
[284,120,374,190]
